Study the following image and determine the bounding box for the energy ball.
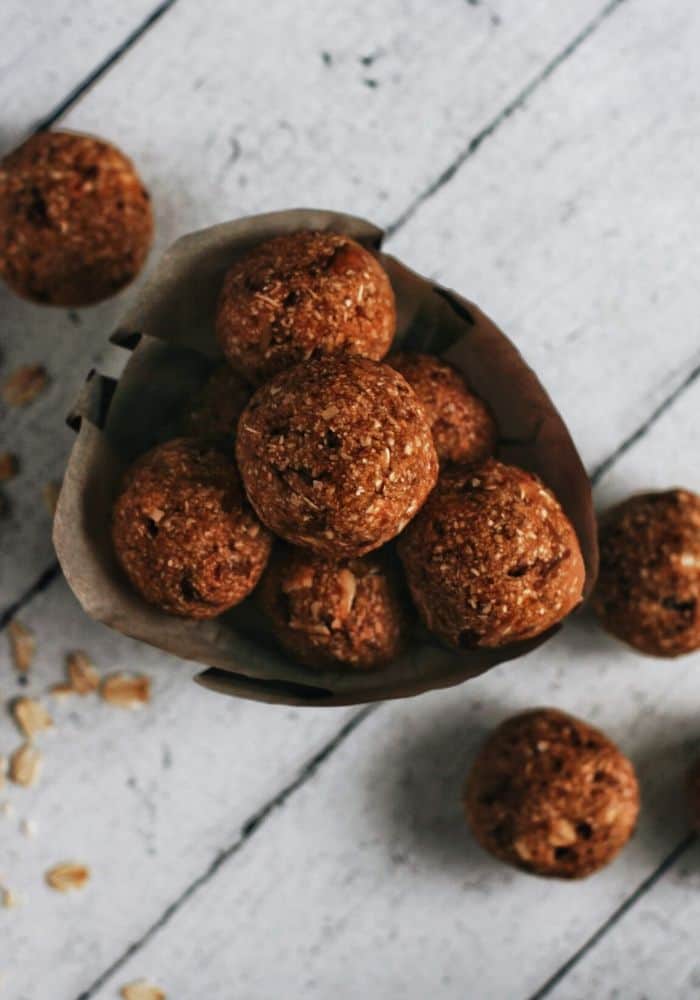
[216,230,396,383]
[0,130,153,306]
[237,356,438,557]
[464,708,640,879]
[593,489,700,657]
[259,547,405,669]
[388,352,496,465]
[398,459,585,648]
[184,364,251,438]
[688,759,700,832]
[112,438,271,619]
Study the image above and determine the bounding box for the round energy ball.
[388,352,496,465]
[593,489,700,657]
[216,230,396,383]
[259,547,405,669]
[397,459,585,648]
[112,438,271,619]
[184,364,251,438]
[236,356,438,557]
[0,130,153,306]
[464,708,640,879]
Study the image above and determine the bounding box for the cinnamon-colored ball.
[112,438,271,619]
[184,365,251,438]
[216,230,396,383]
[237,356,438,557]
[464,708,640,879]
[259,547,405,669]
[0,131,152,306]
[594,489,700,657]
[397,459,584,648]
[388,352,496,465]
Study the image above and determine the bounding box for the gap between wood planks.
[0,0,696,994]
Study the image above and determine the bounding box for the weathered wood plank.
[0,1,172,153]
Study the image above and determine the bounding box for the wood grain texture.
[0,0,171,153]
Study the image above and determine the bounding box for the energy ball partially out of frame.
[0,130,153,306]
[388,352,496,466]
[398,459,585,648]
[112,438,271,619]
[236,356,439,557]
[593,489,700,657]
[183,364,251,439]
[259,547,405,669]
[216,230,396,383]
[464,708,640,879]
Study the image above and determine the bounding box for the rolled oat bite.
[593,489,700,657]
[184,364,251,438]
[464,708,640,879]
[397,459,584,648]
[259,547,405,669]
[0,130,153,306]
[388,352,496,465]
[112,438,271,619]
[236,356,438,557]
[216,230,396,383]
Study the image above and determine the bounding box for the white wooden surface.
[1,1,699,998]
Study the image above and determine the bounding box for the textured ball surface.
[236,356,438,557]
[594,489,700,657]
[688,759,700,832]
[398,459,584,648]
[216,230,396,383]
[112,438,271,618]
[388,352,496,465]
[0,130,152,306]
[464,708,640,879]
[259,547,405,669]
[184,364,251,439]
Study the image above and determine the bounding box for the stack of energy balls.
[109,229,587,671]
[3,130,698,882]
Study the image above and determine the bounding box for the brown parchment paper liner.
[54,209,597,707]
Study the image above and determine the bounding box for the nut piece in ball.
[216,230,396,383]
[259,547,405,669]
[184,364,251,438]
[593,489,700,657]
[112,438,271,618]
[0,130,153,306]
[388,352,496,465]
[237,356,438,557]
[464,708,640,879]
[398,459,584,648]
[688,759,700,832]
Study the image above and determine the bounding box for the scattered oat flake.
[13,697,53,738]
[1,887,18,909]
[2,364,48,407]
[20,818,37,838]
[120,981,166,1000]
[101,673,150,709]
[50,683,74,700]
[0,801,14,818]
[66,650,99,694]
[7,620,35,673]
[9,744,42,787]
[45,862,90,893]
[0,453,18,482]
[42,481,61,516]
